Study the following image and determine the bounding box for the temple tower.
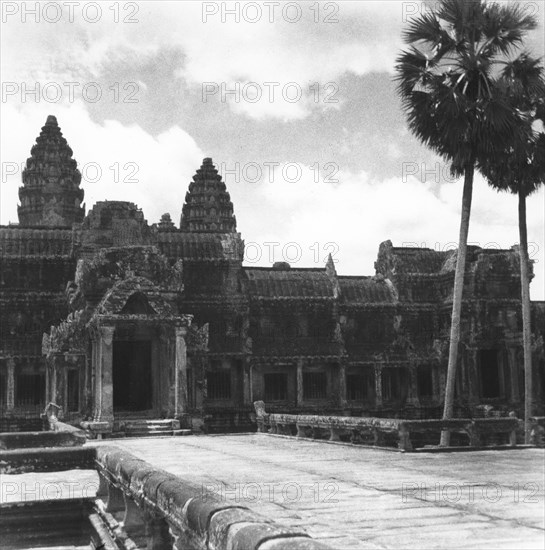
[18,115,85,227]
[180,158,237,233]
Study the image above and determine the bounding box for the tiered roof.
[244,267,334,300]
[338,276,396,304]
[18,115,84,228]
[180,158,237,233]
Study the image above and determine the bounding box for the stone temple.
[0,115,544,437]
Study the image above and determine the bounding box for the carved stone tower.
[18,115,85,227]
[180,158,237,233]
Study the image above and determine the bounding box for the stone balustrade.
[0,438,332,549]
[94,445,331,550]
[253,401,521,451]
[0,405,87,450]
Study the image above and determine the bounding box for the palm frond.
[481,2,538,57]
[403,12,443,44]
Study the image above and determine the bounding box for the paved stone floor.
[2,434,544,549]
[96,434,544,549]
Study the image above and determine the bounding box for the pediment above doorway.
[95,276,175,318]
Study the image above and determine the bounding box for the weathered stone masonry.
[1,116,544,434]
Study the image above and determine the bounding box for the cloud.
[227,164,545,299]
[0,103,204,226]
[1,2,543,300]
[1,1,405,121]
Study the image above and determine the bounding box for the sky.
[1,0,544,298]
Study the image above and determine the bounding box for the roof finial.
[325,253,340,298]
[325,253,336,276]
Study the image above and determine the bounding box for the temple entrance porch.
[78,317,191,436]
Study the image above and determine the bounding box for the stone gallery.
[1,116,543,436]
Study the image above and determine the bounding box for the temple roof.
[156,232,243,261]
[338,276,396,304]
[244,268,334,299]
[180,158,237,233]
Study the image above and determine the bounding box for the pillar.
[406,365,419,406]
[374,364,383,408]
[123,494,146,540]
[146,516,173,550]
[438,363,447,403]
[105,484,125,520]
[243,358,252,406]
[95,325,114,424]
[49,360,57,405]
[338,362,347,409]
[175,326,188,416]
[296,359,304,407]
[195,356,205,412]
[54,357,65,412]
[465,349,479,404]
[6,358,15,410]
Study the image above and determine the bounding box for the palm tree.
[479,58,545,443]
[395,0,537,445]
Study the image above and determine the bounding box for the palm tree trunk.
[518,188,533,443]
[440,162,474,447]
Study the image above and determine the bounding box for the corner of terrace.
[1,402,544,549]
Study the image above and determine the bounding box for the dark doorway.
[113,340,152,411]
[479,350,500,398]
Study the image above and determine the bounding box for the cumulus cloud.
[0,103,204,226]
[227,164,545,298]
[1,1,404,121]
[1,1,543,299]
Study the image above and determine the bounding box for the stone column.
[195,357,205,412]
[467,349,479,405]
[54,357,65,411]
[406,365,419,406]
[249,362,254,404]
[374,364,383,408]
[45,361,51,406]
[96,325,114,424]
[6,358,15,410]
[338,362,347,409]
[296,359,304,407]
[91,338,99,420]
[438,363,447,403]
[146,515,173,550]
[46,360,55,405]
[243,358,252,406]
[175,326,188,416]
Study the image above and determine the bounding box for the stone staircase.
[113,417,191,438]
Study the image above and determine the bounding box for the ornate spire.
[18,115,85,227]
[180,158,237,233]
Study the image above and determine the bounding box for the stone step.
[112,418,189,438]
[124,431,173,437]
[125,427,175,432]
[122,431,176,438]
[121,420,180,429]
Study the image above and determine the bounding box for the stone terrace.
[84,434,544,549]
[1,433,543,549]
